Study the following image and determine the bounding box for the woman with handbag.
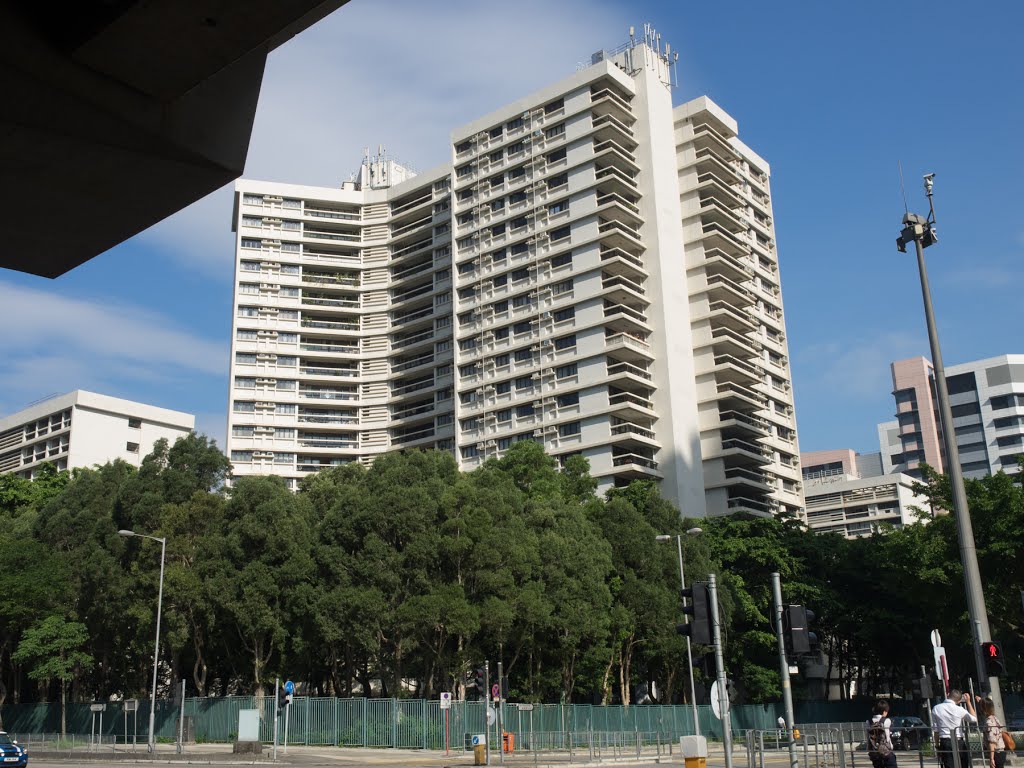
[982,699,1012,768]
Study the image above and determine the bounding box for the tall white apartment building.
[0,390,195,478]
[226,30,802,517]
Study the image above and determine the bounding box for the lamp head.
[118,529,136,537]
[686,527,703,537]
[655,534,672,542]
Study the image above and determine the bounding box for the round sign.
[492,683,500,698]
[284,680,295,695]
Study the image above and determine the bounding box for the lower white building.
[801,448,931,537]
[0,391,195,478]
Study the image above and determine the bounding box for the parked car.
[890,716,928,750]
[0,732,27,767]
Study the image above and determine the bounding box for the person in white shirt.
[933,689,978,768]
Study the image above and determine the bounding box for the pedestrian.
[933,689,978,768]
[867,699,896,768]
[981,699,1007,768]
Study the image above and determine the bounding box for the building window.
[456,164,474,178]
[489,126,503,139]
[232,425,255,437]
[491,248,507,263]
[128,418,142,429]
[509,166,526,180]
[491,198,505,212]
[507,117,524,131]
[508,141,525,155]
[126,442,140,453]
[461,445,479,459]
[554,334,576,350]
[512,268,530,282]
[558,422,581,437]
[496,381,512,395]
[548,200,569,215]
[495,354,510,367]
[496,409,512,423]
[492,223,506,236]
[515,377,533,391]
[513,321,532,335]
[490,174,504,188]
[551,252,573,268]
[544,98,564,114]
[550,225,571,242]
[495,327,510,340]
[236,329,258,341]
[516,404,535,418]
[544,123,565,139]
[231,451,253,462]
[234,401,256,412]
[552,279,573,295]
[515,348,533,362]
[546,147,567,163]
[553,306,575,322]
[557,392,580,407]
[512,293,532,308]
[547,173,568,189]
[555,363,578,378]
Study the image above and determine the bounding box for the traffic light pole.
[898,179,1003,723]
[708,574,733,768]
[771,573,798,768]
[675,535,701,736]
[497,660,504,765]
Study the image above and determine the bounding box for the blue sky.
[1,0,1021,457]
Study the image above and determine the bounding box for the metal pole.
[273,677,279,761]
[708,574,733,768]
[910,229,1003,721]
[498,661,505,764]
[485,660,491,766]
[148,537,166,753]
[284,695,290,753]
[176,680,185,754]
[771,573,798,768]
[676,535,701,736]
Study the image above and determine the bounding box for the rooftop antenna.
[673,51,680,88]
[923,172,937,226]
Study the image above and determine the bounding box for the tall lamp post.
[896,174,1003,720]
[119,529,167,753]
[656,527,703,735]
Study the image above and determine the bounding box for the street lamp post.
[119,529,167,753]
[656,527,703,735]
[896,174,1003,721]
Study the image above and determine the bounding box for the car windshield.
[0,734,13,745]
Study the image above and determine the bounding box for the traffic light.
[783,605,816,656]
[676,582,712,645]
[500,675,509,699]
[982,641,1006,676]
[468,666,486,697]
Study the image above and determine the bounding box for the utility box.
[681,735,708,768]
[233,709,262,754]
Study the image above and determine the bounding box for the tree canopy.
[2,438,1020,714]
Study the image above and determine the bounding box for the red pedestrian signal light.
[982,641,1005,676]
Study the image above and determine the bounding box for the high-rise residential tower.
[226,29,803,517]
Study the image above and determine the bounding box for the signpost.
[90,703,106,751]
[284,680,294,754]
[931,630,949,697]
[440,692,452,755]
[124,699,138,751]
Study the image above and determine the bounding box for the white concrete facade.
[225,35,803,516]
[0,391,195,478]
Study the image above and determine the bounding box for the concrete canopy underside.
[0,0,349,278]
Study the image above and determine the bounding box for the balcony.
[704,273,753,308]
[607,359,653,383]
[597,191,643,221]
[391,214,433,239]
[700,221,750,256]
[301,341,359,354]
[593,138,638,173]
[596,164,638,193]
[699,196,747,235]
[592,112,638,149]
[299,389,358,401]
[390,304,435,328]
[602,272,646,302]
[693,148,741,186]
[701,301,757,334]
[391,329,435,350]
[300,365,358,378]
[302,271,360,288]
[712,354,763,386]
[598,217,643,250]
[604,301,650,334]
[703,247,752,283]
[727,495,775,517]
[697,171,745,211]
[704,380,768,411]
[304,206,359,222]
[301,318,360,333]
[610,451,662,479]
[391,237,434,261]
[590,87,634,122]
[304,227,360,243]
[605,332,653,361]
[716,437,772,466]
[600,247,646,280]
[302,294,360,309]
[691,123,740,163]
[716,409,770,438]
[609,390,655,419]
[610,418,657,443]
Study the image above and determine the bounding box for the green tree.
[12,616,93,735]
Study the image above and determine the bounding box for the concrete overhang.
[0,0,350,278]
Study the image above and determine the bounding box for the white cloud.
[137,0,629,275]
[0,281,226,414]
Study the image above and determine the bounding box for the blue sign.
[284,680,295,695]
